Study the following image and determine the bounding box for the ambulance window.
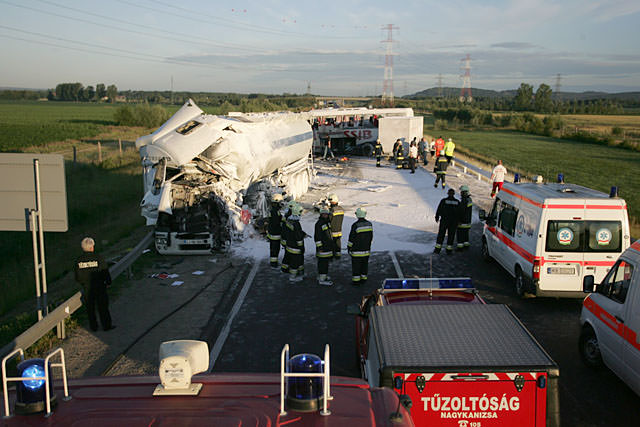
[600,260,634,304]
[585,221,622,252]
[546,221,583,252]
[498,201,518,235]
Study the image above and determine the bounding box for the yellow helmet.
[272,193,283,202]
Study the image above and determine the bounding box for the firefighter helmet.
[328,194,339,204]
[319,206,330,215]
[291,204,303,216]
[460,185,469,193]
[355,207,367,218]
[272,193,283,202]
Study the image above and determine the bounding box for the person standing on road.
[434,151,449,188]
[267,193,284,268]
[348,208,373,285]
[315,206,334,286]
[328,194,344,259]
[434,189,460,254]
[284,204,305,282]
[429,139,436,158]
[408,141,418,173]
[435,136,445,158]
[444,138,456,163]
[395,140,404,169]
[456,185,473,251]
[490,160,508,198]
[280,200,296,273]
[74,237,114,332]
[374,139,384,167]
[323,136,335,160]
[392,139,401,160]
[418,137,428,165]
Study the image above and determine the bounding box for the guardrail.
[0,231,154,359]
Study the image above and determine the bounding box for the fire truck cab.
[479,179,630,298]
[580,240,640,396]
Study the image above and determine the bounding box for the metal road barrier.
[0,231,154,359]
[449,157,492,181]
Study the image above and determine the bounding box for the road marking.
[208,259,260,371]
[390,251,404,278]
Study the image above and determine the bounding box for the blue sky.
[1,0,639,95]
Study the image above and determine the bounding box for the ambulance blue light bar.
[383,278,473,290]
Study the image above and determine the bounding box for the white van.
[479,180,630,298]
[579,240,640,396]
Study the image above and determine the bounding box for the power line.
[1,0,262,54]
[34,0,261,52]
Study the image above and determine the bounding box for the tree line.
[48,83,118,102]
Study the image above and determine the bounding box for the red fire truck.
[353,278,560,426]
[2,341,413,426]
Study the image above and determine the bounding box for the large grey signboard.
[0,153,68,232]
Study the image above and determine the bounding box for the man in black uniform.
[315,206,334,286]
[280,200,295,273]
[418,137,428,165]
[74,237,114,331]
[374,139,384,167]
[267,193,284,268]
[395,140,404,169]
[434,150,449,188]
[456,185,473,251]
[285,203,306,282]
[348,208,373,285]
[434,189,460,254]
[328,194,344,259]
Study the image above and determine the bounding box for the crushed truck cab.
[354,278,560,426]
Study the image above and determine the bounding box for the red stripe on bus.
[501,187,544,208]
[585,205,627,210]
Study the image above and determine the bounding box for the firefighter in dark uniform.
[267,193,284,268]
[280,200,295,273]
[418,137,428,166]
[395,139,404,169]
[434,150,449,188]
[435,189,460,254]
[348,208,373,285]
[74,237,114,331]
[328,193,344,259]
[457,185,473,251]
[374,139,384,167]
[285,203,305,282]
[315,206,334,286]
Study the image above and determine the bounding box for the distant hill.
[406,87,640,101]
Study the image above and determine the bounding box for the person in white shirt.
[490,160,507,197]
[408,142,418,173]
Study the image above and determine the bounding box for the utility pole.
[381,24,398,106]
[307,81,311,95]
[437,73,443,98]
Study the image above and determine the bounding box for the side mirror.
[346,303,362,316]
[478,209,486,220]
[583,275,595,293]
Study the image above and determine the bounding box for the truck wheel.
[514,267,526,297]
[361,143,374,157]
[481,238,492,262]
[579,326,603,368]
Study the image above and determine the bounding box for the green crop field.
[439,129,640,223]
[0,101,119,151]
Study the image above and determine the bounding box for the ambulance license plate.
[547,267,575,274]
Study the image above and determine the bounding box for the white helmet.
[272,193,283,202]
[291,204,303,216]
[328,193,339,204]
[355,207,367,218]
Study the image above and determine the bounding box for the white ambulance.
[479,179,630,298]
[579,240,640,396]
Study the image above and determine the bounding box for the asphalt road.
[203,159,640,426]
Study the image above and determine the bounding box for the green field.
[0,101,119,151]
[439,129,640,222]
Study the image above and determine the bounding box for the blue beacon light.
[286,353,324,412]
[15,358,57,415]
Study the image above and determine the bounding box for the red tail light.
[532,259,541,280]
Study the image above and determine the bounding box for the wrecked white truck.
[135,100,313,254]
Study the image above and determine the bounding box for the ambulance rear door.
[539,202,587,293]
[582,200,628,284]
